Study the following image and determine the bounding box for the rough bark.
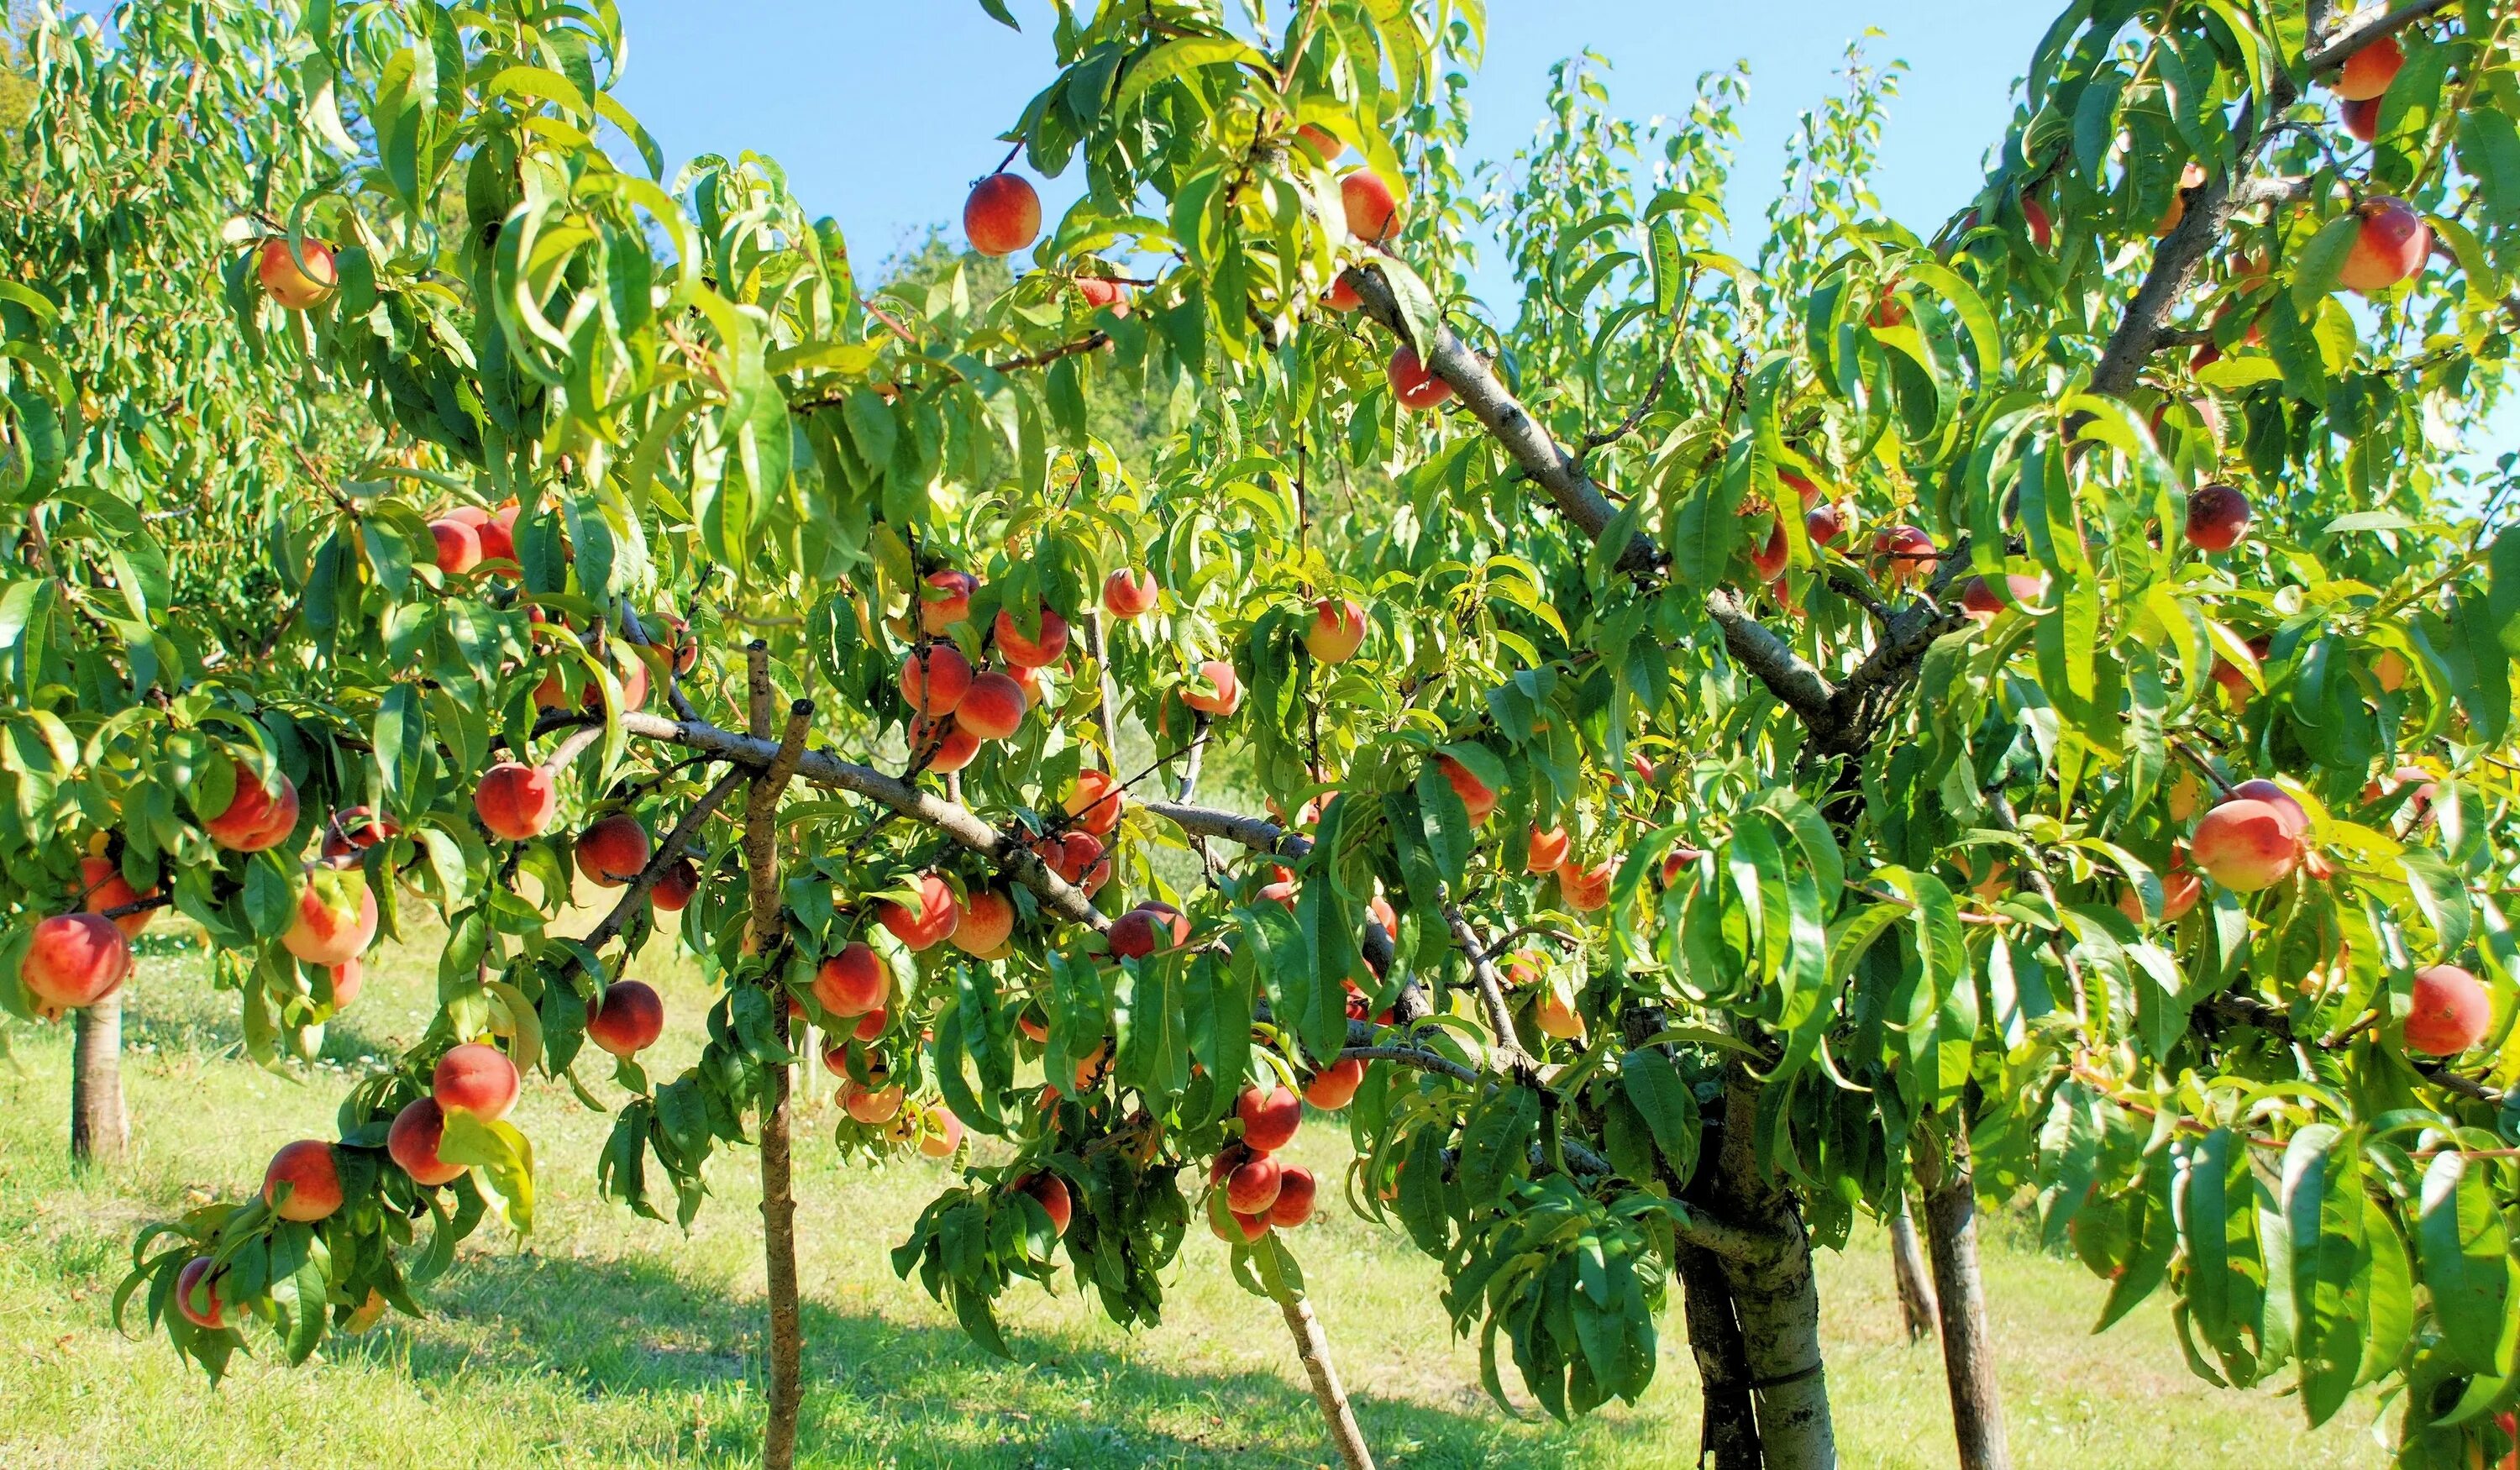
[1922,1135,2011,1470]
[1888,1200,1939,1344]
[1678,1242,1762,1470]
[1707,1063,1836,1470]
[742,644,812,1470]
[70,990,127,1168]
[1259,1243,1377,1470]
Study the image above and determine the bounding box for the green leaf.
[1619,1048,1699,1185]
[2418,1152,2514,1375]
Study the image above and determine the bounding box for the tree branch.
[578,766,745,957]
[1704,588,1838,723]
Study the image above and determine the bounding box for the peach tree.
[0,3,2502,1470]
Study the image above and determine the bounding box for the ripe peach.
[2334,34,2402,101]
[433,1042,521,1121]
[1661,847,1705,888]
[1269,1165,1318,1227]
[2342,95,2381,143]
[1526,825,1570,875]
[2406,964,2491,1056]
[1436,754,1498,824]
[262,1139,344,1221]
[282,876,377,966]
[387,1097,467,1187]
[1304,1058,1367,1110]
[2023,197,2054,249]
[207,771,300,852]
[956,673,1027,741]
[1748,511,1791,581]
[1341,170,1398,242]
[2191,797,2302,892]
[2227,779,2310,840]
[952,889,1016,958]
[2338,197,2429,295]
[475,762,559,842]
[1804,499,1845,547]
[2154,161,2208,237]
[428,517,482,575]
[816,942,886,1017]
[1009,664,1047,709]
[1110,903,1190,960]
[76,856,156,937]
[899,642,974,717]
[1074,1038,1112,1091]
[175,1257,229,1330]
[1369,893,1396,937]
[1064,769,1126,837]
[533,648,651,714]
[1536,990,1586,1040]
[2186,483,2252,553]
[1103,568,1158,619]
[1295,123,1341,161]
[853,1007,889,1042]
[1239,1084,1301,1152]
[1074,276,1129,315]
[652,857,699,913]
[909,716,981,774]
[1561,862,1614,913]
[1018,1172,1073,1236]
[1210,1192,1272,1242]
[1305,599,1368,664]
[994,606,1069,668]
[575,814,651,888]
[964,173,1042,257]
[1873,525,1938,583]
[587,979,664,1058]
[20,911,130,1016]
[840,1080,905,1124]
[475,507,517,569]
[920,1107,965,1158]
[1184,659,1243,717]
[879,874,962,952]
[318,806,399,868]
[1036,829,1111,890]
[2118,867,2203,926]
[257,238,337,309]
[1226,1152,1284,1214]
[1387,345,1453,411]
[920,570,977,634]
[2374,648,2410,694]
[1959,573,2046,618]
[326,958,361,1008]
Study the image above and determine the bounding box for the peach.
[879,874,962,952]
[2338,197,2429,295]
[1804,500,1845,547]
[535,648,651,715]
[1226,1152,1284,1214]
[2117,869,2202,926]
[207,771,300,852]
[1210,1194,1272,1242]
[2187,483,2252,552]
[262,1139,344,1221]
[1872,525,1937,583]
[1561,862,1614,913]
[1018,1172,1073,1236]
[1536,990,1585,1040]
[1526,825,1570,875]
[282,876,377,966]
[649,612,698,675]
[1959,573,2047,618]
[327,958,361,1008]
[2191,798,2302,892]
[387,1097,467,1187]
[1103,568,1159,619]
[1009,663,1047,708]
[994,606,1069,668]
[1340,169,1397,241]
[2342,95,2381,143]
[433,1042,521,1121]
[1064,769,1126,837]
[920,1108,965,1158]
[1387,345,1453,411]
[840,1080,905,1124]
[816,942,887,1017]
[1436,754,1498,823]
[1239,1084,1301,1152]
[899,642,974,717]
[1074,1038,1112,1091]
[576,814,651,888]
[20,912,130,1016]
[1661,847,1705,888]
[2407,964,2491,1056]
[1305,599,1368,664]
[1748,512,1791,581]
[1269,1165,1319,1227]
[853,1007,890,1042]
[428,517,483,575]
[475,762,559,842]
[318,806,399,867]
[956,673,1026,741]
[964,172,1042,257]
[1369,893,1397,937]
[175,1257,228,1330]
[1323,274,1362,312]
[1184,659,1243,717]
[76,856,155,937]
[652,857,699,912]
[2375,648,2411,694]
[475,508,517,569]
[2227,779,2309,839]
[2023,196,2054,249]
[1296,123,1341,160]
[2154,161,2208,237]
[1304,1058,1367,1110]
[1036,828,1111,891]
[2334,34,2402,101]
[953,889,1016,958]
[257,238,336,309]
[909,716,981,774]
[587,979,664,1058]
[1110,903,1190,960]
[919,570,977,634]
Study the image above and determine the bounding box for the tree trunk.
[1708,1064,1835,1470]
[70,990,127,1168]
[1887,1199,1938,1343]
[1677,1242,1761,1470]
[1922,1134,2011,1470]
[742,644,812,1470]
[1257,1242,1375,1470]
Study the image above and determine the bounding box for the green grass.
[0,927,2386,1468]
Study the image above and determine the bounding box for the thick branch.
[1344,264,1664,576]
[1705,588,1838,722]
[1145,801,1313,858]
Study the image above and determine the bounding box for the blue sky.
[608,2,2056,301]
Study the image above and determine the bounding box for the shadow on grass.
[336,1248,1581,1469]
